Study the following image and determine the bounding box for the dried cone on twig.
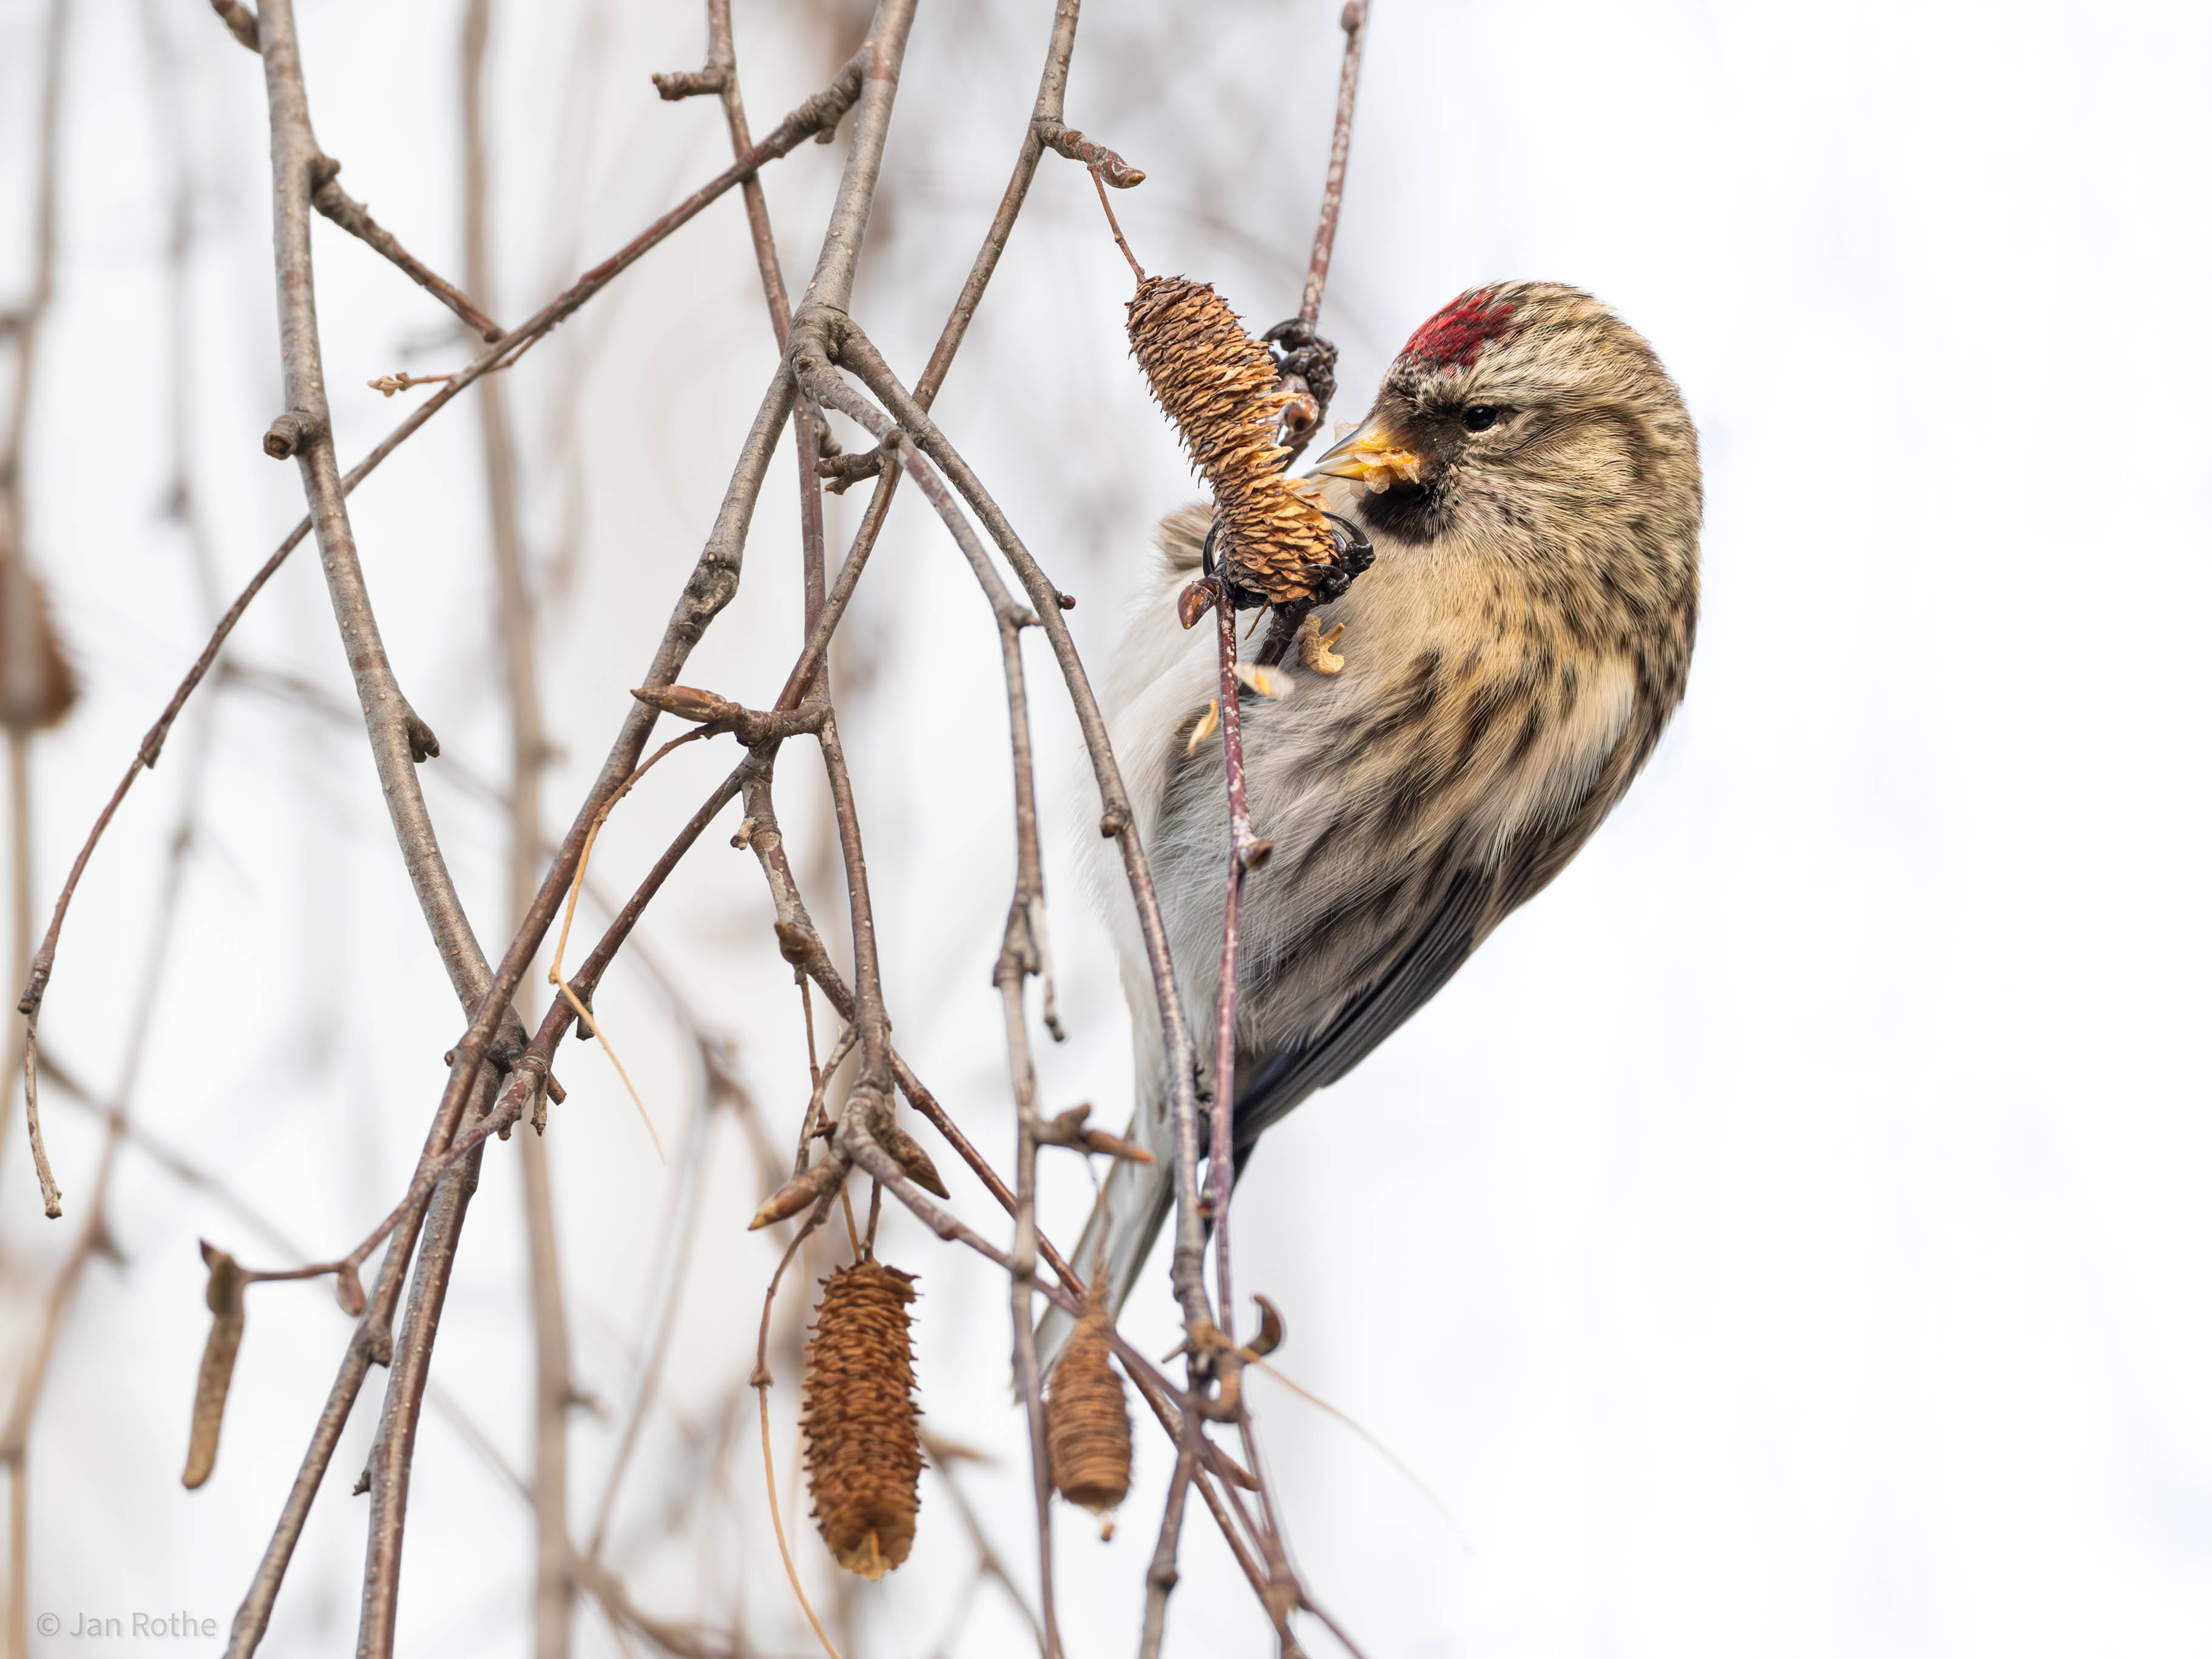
[181,1244,245,1490]
[1045,1285,1131,1514]
[1126,275,1341,607]
[0,549,76,732]
[800,1259,922,1578]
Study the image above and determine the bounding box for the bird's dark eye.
[1463,405,1506,433]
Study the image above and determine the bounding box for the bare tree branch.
[461,4,573,1655]
[8,8,1396,1654]
[18,41,868,1073]
[219,10,842,1650]
[4,0,75,1225]
[1300,1,1368,326]
[1274,0,1369,462]
[256,0,487,1005]
[812,326,1213,1328]
[313,171,504,340]
[206,0,258,52]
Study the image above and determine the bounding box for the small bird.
[1052,281,1702,1348]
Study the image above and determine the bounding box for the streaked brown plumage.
[1047,282,1702,1351]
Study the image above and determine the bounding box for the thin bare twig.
[1300,1,1370,326]
[701,0,796,342]
[820,326,1213,1330]
[18,37,867,1078]
[271,8,878,1304]
[1138,1416,1200,1659]
[205,0,257,51]
[314,172,504,340]
[582,1046,723,1559]
[1275,0,1370,463]
[3,691,213,1659]
[257,0,488,1010]
[217,25,876,1629]
[1207,592,1259,1342]
[4,0,74,1225]
[918,1433,1049,1655]
[249,13,527,1647]
[461,4,572,1654]
[777,304,1328,1643]
[229,3,902,1627]
[51,8,1390,1655]
[1033,119,1144,188]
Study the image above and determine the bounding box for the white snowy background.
[2,1,2208,1655]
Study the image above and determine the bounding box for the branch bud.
[262,409,320,459]
[749,1158,848,1230]
[1177,580,1219,631]
[631,684,740,723]
[877,1120,950,1199]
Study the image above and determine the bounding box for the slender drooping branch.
[765,5,919,1286]
[581,1042,726,1561]
[1138,1414,1202,1659]
[916,0,1084,402]
[299,4,882,1221]
[17,40,868,1089]
[685,0,796,341]
[1274,0,1368,464]
[172,7,1361,1652]
[1300,0,1369,326]
[225,66,824,1659]
[460,4,573,1656]
[808,0,1106,497]
[789,347,1327,1652]
[251,15,539,1644]
[313,172,504,340]
[256,0,490,1009]
[849,384,1078,1657]
[733,717,1292,1637]
[991,598,1063,1659]
[4,706,214,1659]
[5,0,75,1225]
[206,0,257,51]
[1206,593,1260,1345]
[1201,593,1314,1645]
[0,15,241,1636]
[356,8,913,1653]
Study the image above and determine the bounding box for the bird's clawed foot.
[1263,317,1339,417]
[1296,614,1347,674]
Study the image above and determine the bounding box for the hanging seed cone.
[1044,1290,1131,1514]
[800,1259,922,1578]
[0,549,77,732]
[1126,275,1341,608]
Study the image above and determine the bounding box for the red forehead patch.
[1399,289,1515,367]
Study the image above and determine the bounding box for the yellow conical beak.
[1308,417,1422,493]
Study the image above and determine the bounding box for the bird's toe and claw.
[1262,317,1339,413]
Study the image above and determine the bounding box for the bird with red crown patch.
[1041,280,1702,1361]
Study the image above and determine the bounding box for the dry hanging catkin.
[1044,1289,1131,1514]
[800,1260,922,1578]
[1126,275,1341,607]
[0,557,77,734]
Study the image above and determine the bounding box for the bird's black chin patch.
[1355,480,1453,545]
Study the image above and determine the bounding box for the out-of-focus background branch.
[2,2,2210,1657]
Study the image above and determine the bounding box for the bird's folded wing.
[1229,742,1642,1169]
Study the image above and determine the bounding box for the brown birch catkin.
[181,1244,245,1489]
[800,1259,922,1578]
[0,554,76,732]
[1045,1288,1132,1514]
[1126,275,1341,607]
